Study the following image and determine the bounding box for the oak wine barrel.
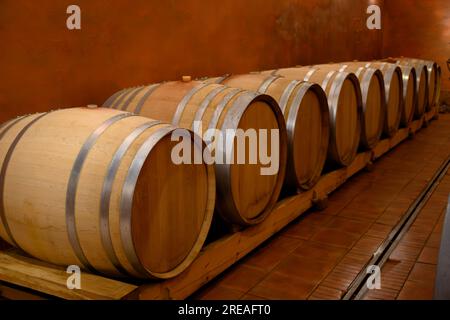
[382,58,428,117]
[0,107,215,279]
[369,60,417,126]
[436,64,442,107]
[205,73,329,190]
[395,57,438,110]
[104,80,288,226]
[312,64,385,149]
[261,67,362,167]
[347,62,403,136]
[394,64,417,126]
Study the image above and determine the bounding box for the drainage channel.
[343,155,450,300]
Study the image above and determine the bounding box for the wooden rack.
[0,108,438,300]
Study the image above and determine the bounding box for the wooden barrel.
[399,61,428,117]
[423,60,437,109]
[396,58,437,110]
[395,65,417,126]
[0,107,215,279]
[312,64,385,149]
[350,62,403,136]
[382,59,428,117]
[204,73,329,190]
[104,80,288,226]
[261,67,362,167]
[373,62,417,126]
[436,65,442,107]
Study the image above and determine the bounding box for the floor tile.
[240,293,267,300]
[326,217,372,235]
[243,236,303,271]
[311,228,361,248]
[283,221,321,241]
[274,255,335,283]
[218,264,268,292]
[194,285,245,300]
[417,247,439,265]
[249,272,316,300]
[397,280,434,300]
[308,286,343,300]
[408,263,436,283]
[293,241,347,263]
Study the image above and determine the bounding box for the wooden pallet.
[0,108,438,300]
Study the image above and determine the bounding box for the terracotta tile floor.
[193,115,450,300]
[363,162,450,300]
